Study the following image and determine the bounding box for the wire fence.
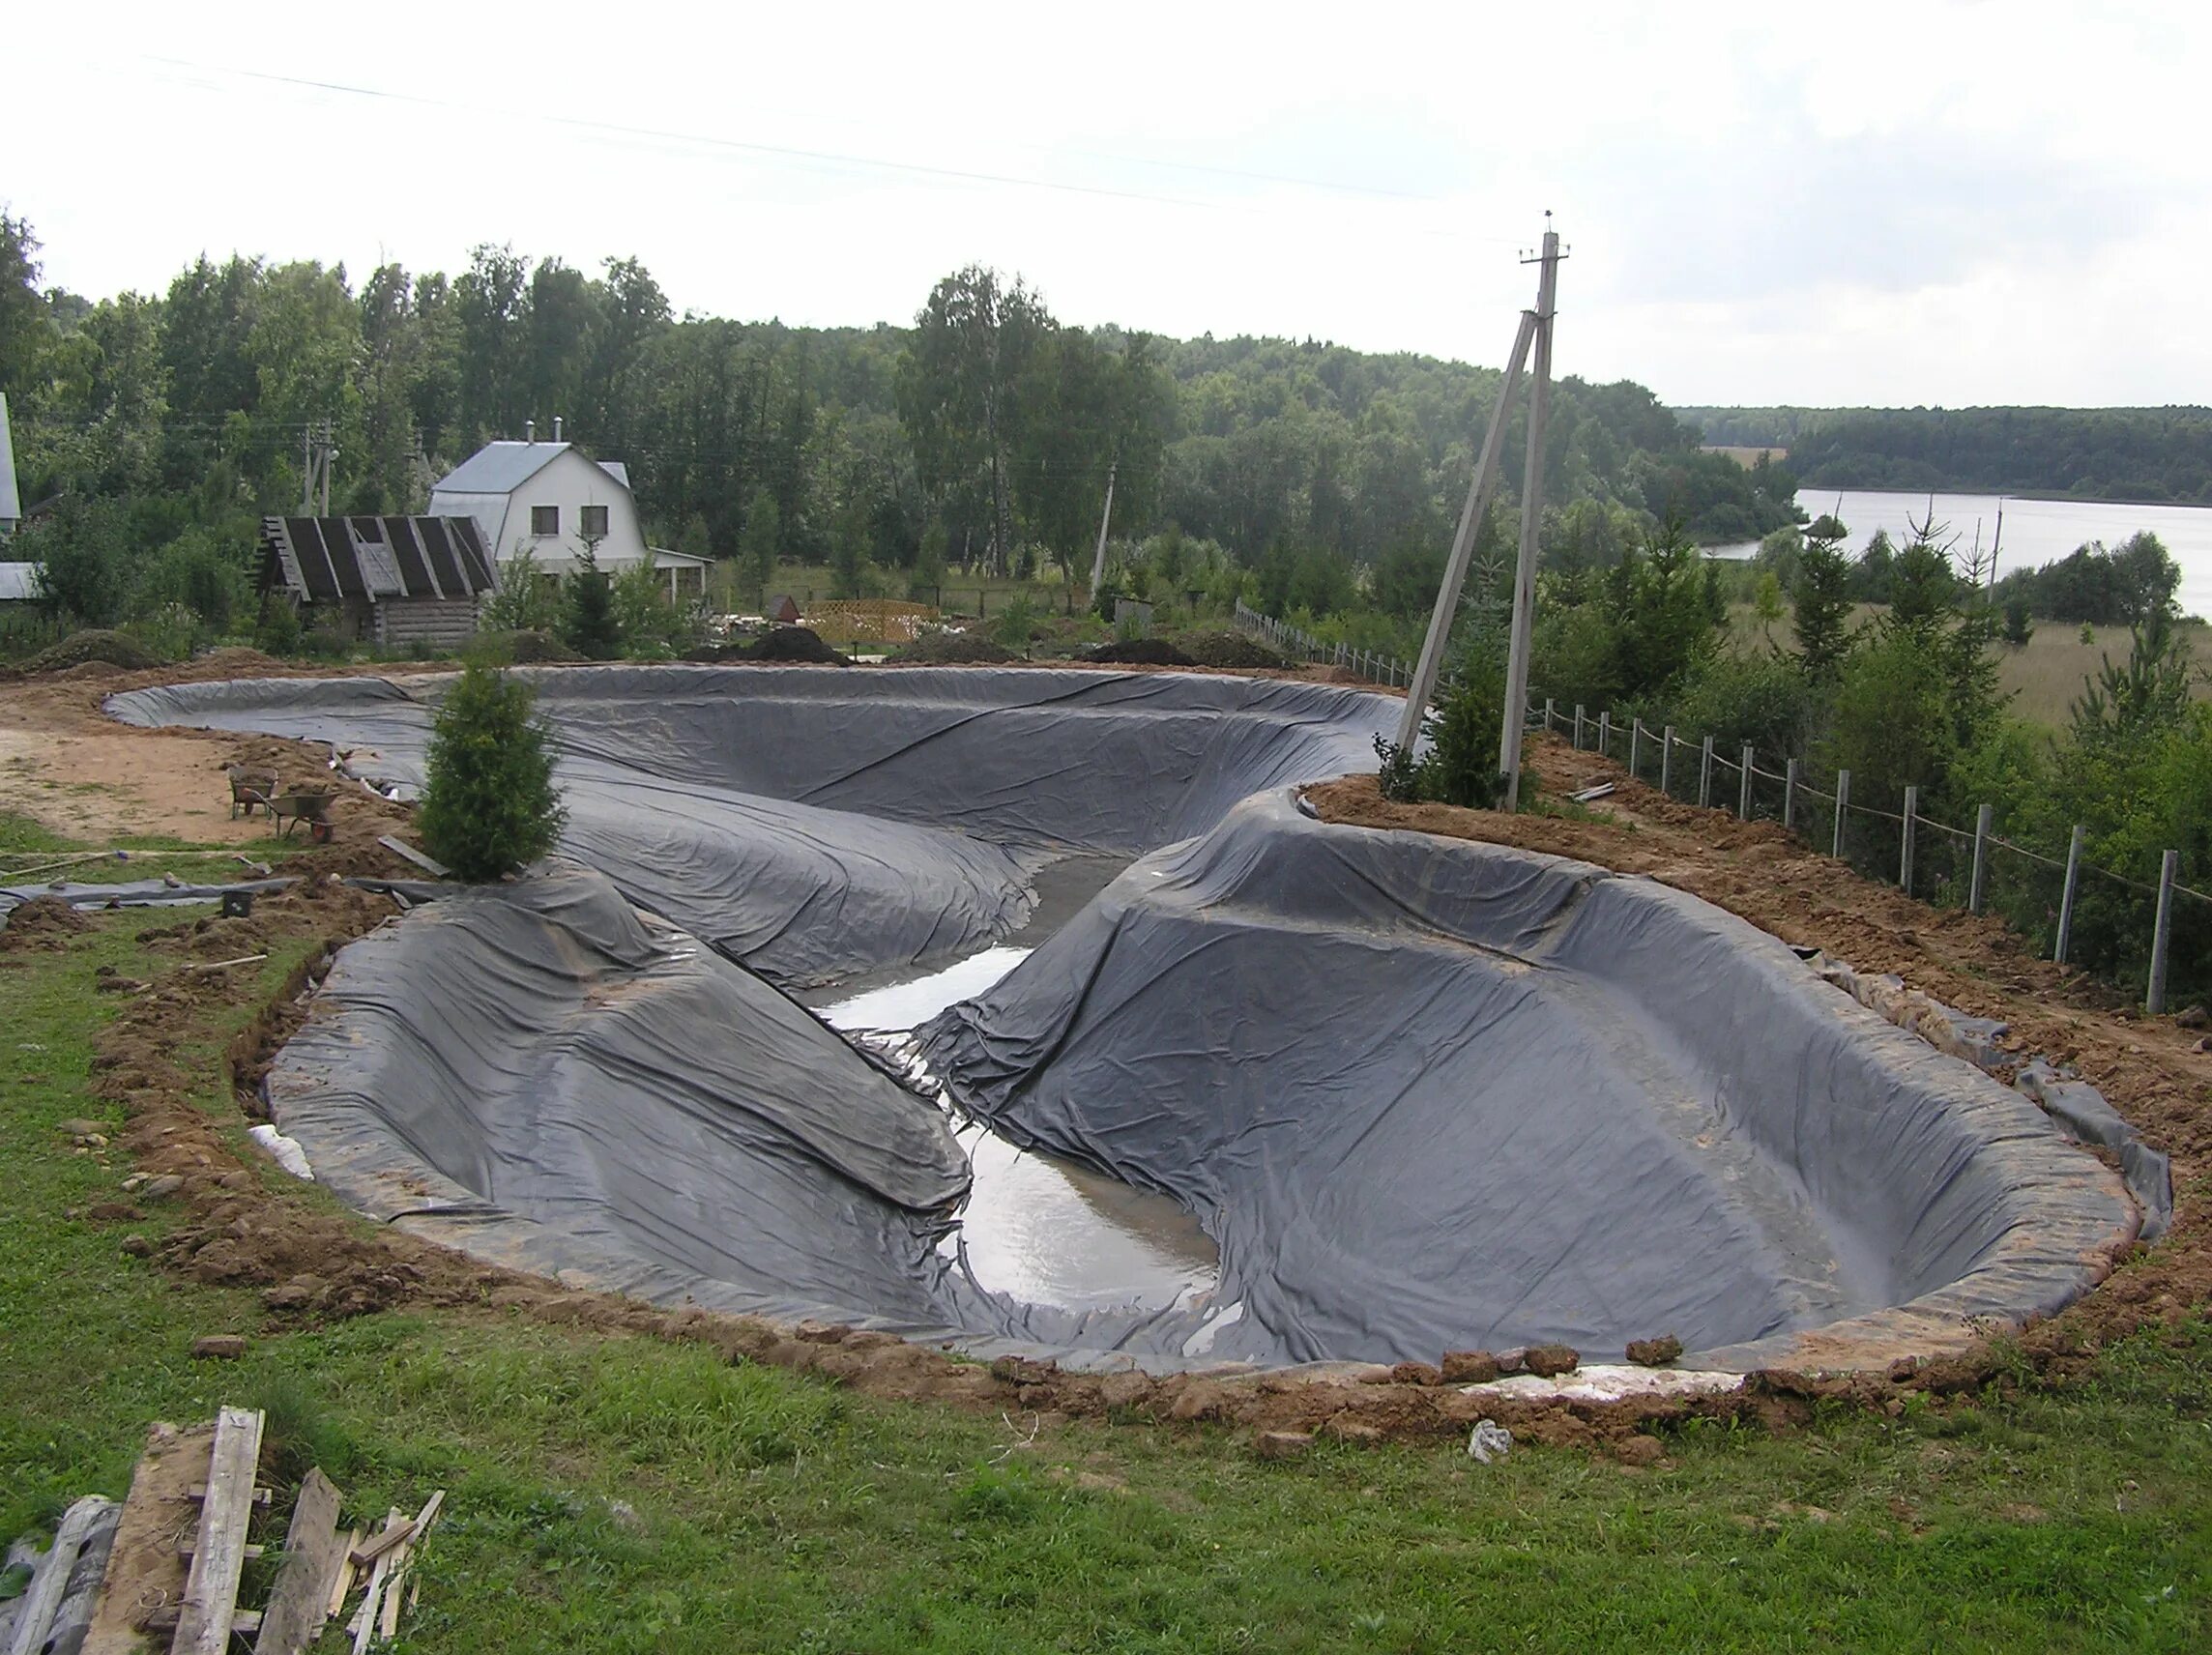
[1542,696,2207,1016]
[1231,599,1441,691]
[1229,600,2207,1015]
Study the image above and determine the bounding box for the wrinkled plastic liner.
[123,667,2140,1370]
[918,792,2139,1369]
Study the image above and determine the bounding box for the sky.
[7,1,2207,408]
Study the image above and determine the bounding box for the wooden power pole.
[1499,224,1562,809]
[1395,218,1566,801]
[1087,461,1119,601]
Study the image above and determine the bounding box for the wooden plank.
[252,1467,345,1655]
[170,1406,264,1655]
[376,1491,444,1644]
[176,1543,263,1561]
[347,1511,402,1655]
[5,1496,115,1655]
[188,1483,272,1506]
[143,1610,261,1636]
[347,1512,421,1568]
[325,1530,361,1619]
[376,834,451,878]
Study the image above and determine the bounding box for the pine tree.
[416,658,567,881]
[561,548,623,660]
[1791,515,1855,679]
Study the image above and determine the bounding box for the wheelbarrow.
[247,789,336,842]
[227,766,279,819]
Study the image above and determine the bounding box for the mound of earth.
[1180,631,1288,670]
[492,629,583,664]
[26,630,164,673]
[745,626,850,665]
[0,894,95,949]
[892,631,1016,665]
[1085,637,1196,667]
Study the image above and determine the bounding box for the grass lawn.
[0,807,281,886]
[3,911,2209,1650]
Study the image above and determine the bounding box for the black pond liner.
[109,667,2141,1373]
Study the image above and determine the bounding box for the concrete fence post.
[1739,744,1755,820]
[1783,758,1798,831]
[1629,719,1643,778]
[1969,803,1994,914]
[2147,850,2178,1016]
[1661,726,1675,795]
[1573,705,1586,749]
[1699,735,1715,808]
[1598,711,1611,757]
[1901,785,1919,895]
[1544,698,1556,732]
[1834,769,1850,860]
[2055,824,2084,965]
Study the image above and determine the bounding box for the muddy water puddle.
[817,946,1219,1316]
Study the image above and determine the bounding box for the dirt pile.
[892,631,1017,665]
[22,630,165,674]
[1086,638,1196,667]
[1,894,95,950]
[1179,631,1288,670]
[742,626,850,665]
[491,629,583,664]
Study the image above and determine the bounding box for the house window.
[531,505,559,536]
[580,505,609,538]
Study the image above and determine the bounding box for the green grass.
[3,915,2209,1650]
[0,807,301,885]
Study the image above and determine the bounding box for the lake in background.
[1712,490,2212,619]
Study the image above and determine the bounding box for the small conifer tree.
[416,658,567,881]
[561,548,624,660]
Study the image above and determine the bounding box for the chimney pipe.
[554,415,564,442]
[525,419,536,444]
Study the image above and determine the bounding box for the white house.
[427,433,708,600]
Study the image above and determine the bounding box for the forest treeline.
[0,209,1800,611]
[1677,405,2212,504]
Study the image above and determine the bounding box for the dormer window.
[531,505,559,536]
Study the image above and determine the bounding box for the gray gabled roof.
[430,440,634,498]
[0,392,20,523]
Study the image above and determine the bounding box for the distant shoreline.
[1795,484,2211,511]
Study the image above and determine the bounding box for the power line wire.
[131,56,1522,243]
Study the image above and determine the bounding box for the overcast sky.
[9,2,2205,408]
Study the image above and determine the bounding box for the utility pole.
[1394,216,1566,799]
[1498,220,1563,810]
[301,420,336,515]
[1087,461,1119,602]
[1395,312,1534,751]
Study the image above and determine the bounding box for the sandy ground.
[0,654,422,864]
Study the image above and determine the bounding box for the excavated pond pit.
[111,666,2144,1372]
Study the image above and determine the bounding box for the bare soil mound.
[892,631,1017,665]
[1086,637,1197,667]
[1180,631,1288,670]
[25,630,165,674]
[742,626,850,665]
[1,894,95,950]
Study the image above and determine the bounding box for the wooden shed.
[260,515,498,648]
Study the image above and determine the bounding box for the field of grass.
[1728,607,2212,730]
[0,808,276,886]
[3,898,2210,1649]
